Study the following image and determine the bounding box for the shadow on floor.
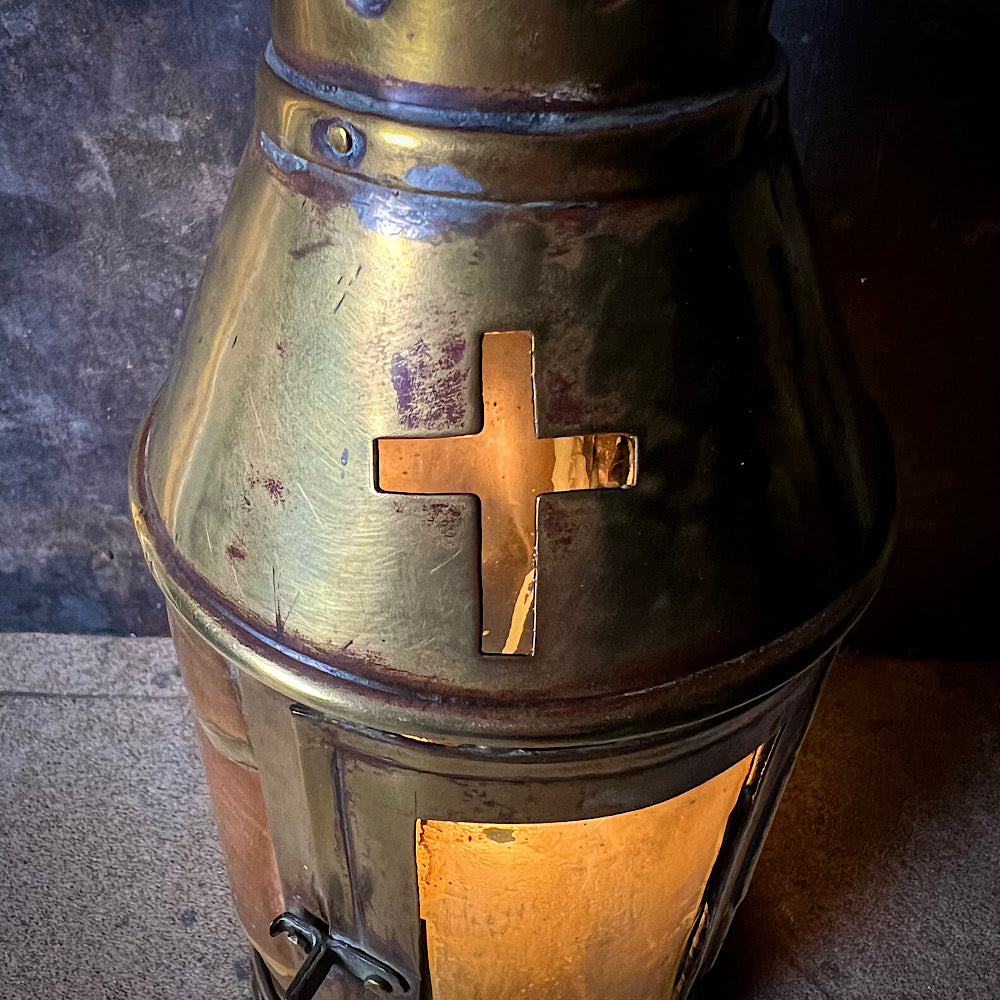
[694,653,1000,999]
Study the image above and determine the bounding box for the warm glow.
[378,331,636,654]
[415,753,754,1000]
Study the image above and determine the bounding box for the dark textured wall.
[0,0,268,634]
[1,0,997,655]
[772,0,1000,657]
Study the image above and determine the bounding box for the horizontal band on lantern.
[268,0,775,114]
[266,40,786,135]
[255,42,788,202]
[130,405,894,749]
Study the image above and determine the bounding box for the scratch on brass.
[295,483,321,523]
[270,569,301,637]
[289,238,335,260]
[428,548,462,575]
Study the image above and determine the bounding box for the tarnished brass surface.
[131,50,890,741]
[132,3,893,996]
[258,44,788,202]
[269,0,773,110]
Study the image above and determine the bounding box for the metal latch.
[266,910,410,999]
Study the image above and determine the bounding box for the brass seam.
[265,40,787,136]
[257,44,790,202]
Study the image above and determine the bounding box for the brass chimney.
[131,1,894,997]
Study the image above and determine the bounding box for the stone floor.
[0,634,997,999]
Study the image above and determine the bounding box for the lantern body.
[131,2,894,997]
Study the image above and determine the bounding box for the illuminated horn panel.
[416,754,754,1000]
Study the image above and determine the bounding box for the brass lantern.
[130,1,894,997]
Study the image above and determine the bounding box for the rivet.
[313,118,367,167]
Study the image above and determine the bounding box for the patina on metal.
[131,0,894,996]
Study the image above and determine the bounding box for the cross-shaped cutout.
[377,331,637,655]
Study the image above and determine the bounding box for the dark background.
[1,0,998,657]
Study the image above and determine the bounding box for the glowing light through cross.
[377,331,636,655]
